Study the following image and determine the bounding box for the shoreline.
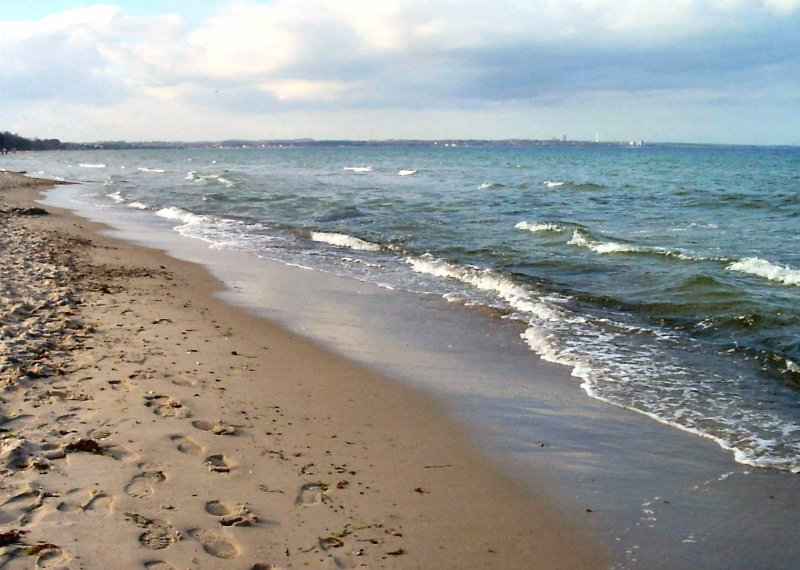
[0,170,604,567]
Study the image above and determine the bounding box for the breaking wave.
[310,231,381,252]
[727,258,800,287]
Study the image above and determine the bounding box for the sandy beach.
[0,170,604,569]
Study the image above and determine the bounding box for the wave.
[566,229,725,262]
[137,167,165,173]
[156,206,208,226]
[185,171,235,187]
[405,254,569,322]
[106,191,125,203]
[343,166,372,173]
[543,180,565,188]
[314,207,365,223]
[127,202,149,210]
[727,257,800,287]
[310,231,381,252]
[79,163,106,168]
[567,229,646,254]
[515,221,566,233]
[398,169,417,176]
[479,182,506,190]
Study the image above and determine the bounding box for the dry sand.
[0,171,604,569]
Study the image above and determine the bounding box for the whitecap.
[343,166,373,173]
[79,163,106,168]
[515,221,565,233]
[567,229,643,254]
[405,254,569,322]
[137,167,166,173]
[726,257,800,287]
[185,171,235,187]
[543,180,565,187]
[310,231,381,252]
[398,169,417,176]
[107,191,124,203]
[156,206,208,226]
[127,202,148,210]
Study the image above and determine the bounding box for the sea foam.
[568,229,644,254]
[515,221,565,233]
[398,169,417,176]
[727,257,800,287]
[79,163,106,168]
[310,231,381,252]
[156,206,208,226]
[405,254,567,322]
[343,166,373,173]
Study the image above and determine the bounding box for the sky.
[1,1,799,145]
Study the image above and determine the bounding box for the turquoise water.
[6,144,799,472]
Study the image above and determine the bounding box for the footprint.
[192,420,236,436]
[144,562,176,570]
[33,545,73,569]
[204,500,234,517]
[188,528,238,559]
[87,428,112,440]
[105,443,139,462]
[171,375,197,387]
[205,501,257,527]
[295,483,329,506]
[56,489,112,515]
[85,491,113,514]
[144,394,190,419]
[1,487,46,524]
[126,513,180,550]
[170,435,204,456]
[125,469,166,498]
[203,454,233,473]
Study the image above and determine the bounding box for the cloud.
[1,1,798,143]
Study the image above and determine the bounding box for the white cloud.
[763,0,800,14]
[1,1,798,143]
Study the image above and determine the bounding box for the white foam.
[310,231,381,252]
[79,163,106,168]
[543,180,565,187]
[398,169,417,176]
[106,191,124,203]
[568,229,643,254]
[726,257,800,287]
[137,167,165,173]
[515,221,565,233]
[156,206,208,226]
[343,166,373,172]
[127,202,148,210]
[405,254,567,322]
[185,171,235,187]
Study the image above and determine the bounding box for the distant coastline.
[4,130,797,152]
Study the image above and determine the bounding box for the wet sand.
[0,169,604,568]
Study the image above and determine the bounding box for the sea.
[4,143,799,476]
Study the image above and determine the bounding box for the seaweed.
[64,438,104,454]
[0,529,26,547]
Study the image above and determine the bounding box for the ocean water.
[6,144,799,473]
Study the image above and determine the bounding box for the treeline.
[1,131,66,151]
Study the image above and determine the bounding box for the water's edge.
[41,183,800,570]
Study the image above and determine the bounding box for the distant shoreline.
[5,136,798,152]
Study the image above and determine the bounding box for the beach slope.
[0,170,602,569]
